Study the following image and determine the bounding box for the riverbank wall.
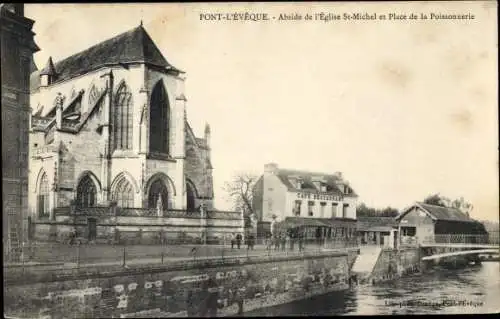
[4,249,359,318]
[368,247,420,284]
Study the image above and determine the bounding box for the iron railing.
[3,235,359,275]
[421,234,498,245]
[51,206,242,219]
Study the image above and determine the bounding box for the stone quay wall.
[4,252,353,318]
[369,248,420,284]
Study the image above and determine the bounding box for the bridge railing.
[421,234,494,245]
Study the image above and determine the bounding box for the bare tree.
[223,172,259,217]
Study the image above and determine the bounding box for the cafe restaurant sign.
[296,192,342,201]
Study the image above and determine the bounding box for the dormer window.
[39,57,57,87]
[297,180,302,189]
[344,185,350,194]
[320,184,327,192]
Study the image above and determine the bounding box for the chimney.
[55,93,64,129]
[264,163,278,175]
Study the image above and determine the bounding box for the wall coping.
[4,251,349,286]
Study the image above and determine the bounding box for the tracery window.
[113,82,133,150]
[38,173,50,217]
[76,175,97,207]
[112,177,134,208]
[148,179,169,209]
[149,81,170,154]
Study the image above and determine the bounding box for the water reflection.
[248,262,499,316]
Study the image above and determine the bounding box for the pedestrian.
[231,233,236,250]
[250,234,255,250]
[274,234,280,251]
[281,233,286,251]
[236,233,242,249]
[266,232,272,250]
[298,231,304,252]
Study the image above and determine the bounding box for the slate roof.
[275,168,357,197]
[396,202,477,223]
[357,216,398,231]
[30,25,181,91]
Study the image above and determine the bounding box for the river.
[246,262,499,316]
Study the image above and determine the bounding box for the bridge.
[421,249,498,261]
[418,234,499,261]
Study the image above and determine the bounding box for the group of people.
[266,228,305,252]
[229,228,309,252]
[230,233,256,250]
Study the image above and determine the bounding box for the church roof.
[30,24,182,91]
[40,57,56,76]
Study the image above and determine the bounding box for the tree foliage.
[423,193,473,216]
[356,203,399,217]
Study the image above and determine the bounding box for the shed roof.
[396,202,477,223]
[357,216,398,231]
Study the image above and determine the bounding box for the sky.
[26,2,498,221]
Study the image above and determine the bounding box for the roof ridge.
[52,25,141,66]
[278,168,341,178]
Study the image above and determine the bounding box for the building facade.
[356,216,397,246]
[253,163,358,222]
[252,163,358,242]
[29,24,214,218]
[395,202,488,246]
[1,4,40,255]
[26,24,243,244]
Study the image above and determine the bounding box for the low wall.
[5,252,351,318]
[30,215,244,245]
[369,248,420,284]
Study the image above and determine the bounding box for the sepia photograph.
[2,2,498,317]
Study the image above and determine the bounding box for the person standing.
[281,232,286,252]
[236,233,242,249]
[231,233,236,250]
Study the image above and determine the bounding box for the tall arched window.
[38,172,50,217]
[113,177,134,208]
[113,82,133,150]
[186,181,196,211]
[148,179,169,209]
[149,81,169,154]
[76,175,97,207]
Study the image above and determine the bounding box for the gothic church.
[29,24,214,220]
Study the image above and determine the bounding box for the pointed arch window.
[76,175,97,207]
[148,179,169,209]
[186,181,196,211]
[149,81,170,154]
[38,173,50,218]
[113,82,133,150]
[113,177,134,208]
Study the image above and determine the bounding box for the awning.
[276,217,329,229]
[357,226,393,232]
[275,217,356,229]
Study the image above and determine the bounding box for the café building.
[252,163,358,242]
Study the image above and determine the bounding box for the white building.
[252,163,358,240]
